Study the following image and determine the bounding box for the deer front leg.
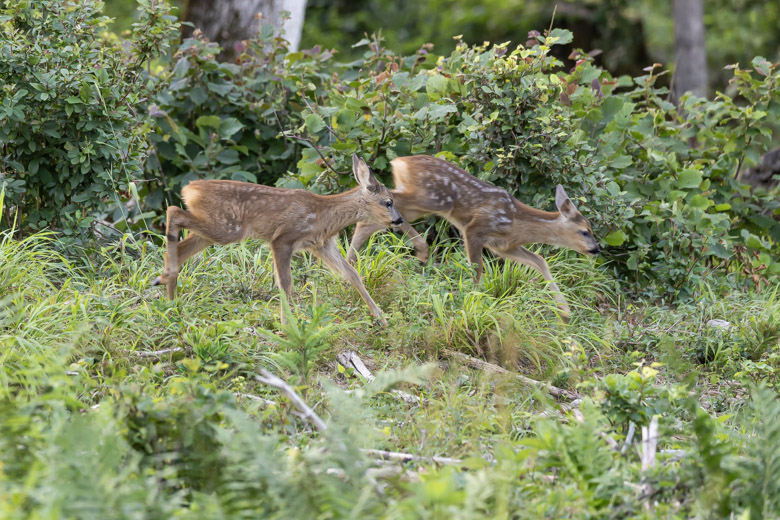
[153,206,188,299]
[463,226,486,284]
[153,208,215,299]
[271,242,295,326]
[494,245,571,322]
[313,239,387,326]
[347,221,388,264]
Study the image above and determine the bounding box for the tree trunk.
[673,0,707,101]
[183,0,307,60]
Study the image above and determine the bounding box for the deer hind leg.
[493,245,571,321]
[463,223,487,284]
[154,206,239,299]
[270,241,295,325]
[312,239,387,326]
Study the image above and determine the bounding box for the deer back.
[390,155,600,254]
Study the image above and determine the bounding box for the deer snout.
[588,244,601,255]
[391,216,404,226]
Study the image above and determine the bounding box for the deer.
[152,155,403,326]
[347,155,601,321]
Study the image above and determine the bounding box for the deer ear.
[555,184,578,218]
[353,154,378,189]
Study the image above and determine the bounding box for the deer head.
[554,184,601,256]
[352,154,403,228]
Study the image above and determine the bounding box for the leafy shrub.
[0,0,177,236]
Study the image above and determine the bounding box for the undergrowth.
[1,228,778,518]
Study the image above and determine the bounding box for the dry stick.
[622,421,637,454]
[233,392,276,407]
[441,349,580,401]
[133,347,184,358]
[362,449,462,466]
[336,351,425,405]
[255,369,328,432]
[255,368,464,466]
[641,416,660,511]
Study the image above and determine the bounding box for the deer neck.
[512,200,565,246]
[318,187,364,235]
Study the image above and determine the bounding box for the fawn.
[347,155,601,320]
[152,155,403,325]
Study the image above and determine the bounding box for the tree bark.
[673,0,707,101]
[183,0,307,59]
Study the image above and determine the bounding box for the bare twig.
[361,448,462,466]
[257,369,467,468]
[441,349,580,401]
[337,351,425,405]
[641,417,659,471]
[132,347,184,358]
[641,416,660,510]
[255,369,328,432]
[622,421,637,454]
[233,392,276,407]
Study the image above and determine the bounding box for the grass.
[1,228,779,518]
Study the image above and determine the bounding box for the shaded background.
[105,0,780,94]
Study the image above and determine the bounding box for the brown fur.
[347,155,601,320]
[153,156,403,326]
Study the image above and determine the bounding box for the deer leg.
[153,207,227,299]
[463,226,486,284]
[312,239,387,326]
[174,234,213,269]
[347,221,387,264]
[390,196,430,263]
[493,245,571,321]
[397,219,429,263]
[270,242,295,325]
[154,206,189,299]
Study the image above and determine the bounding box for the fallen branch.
[337,351,425,405]
[256,369,467,467]
[361,448,462,466]
[132,347,184,358]
[233,392,276,407]
[441,349,580,401]
[255,369,328,432]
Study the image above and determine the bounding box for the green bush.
[0,0,177,236]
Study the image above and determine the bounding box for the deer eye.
[385,200,393,208]
[580,230,590,237]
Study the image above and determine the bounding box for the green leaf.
[714,203,731,212]
[426,75,450,97]
[676,168,703,189]
[335,109,357,133]
[609,155,632,169]
[173,57,190,78]
[207,82,233,96]
[604,230,627,246]
[219,117,244,139]
[690,195,710,209]
[196,115,222,129]
[427,103,458,121]
[217,149,239,165]
[547,28,573,45]
[190,86,208,105]
[304,113,326,134]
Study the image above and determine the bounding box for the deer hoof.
[374,317,389,328]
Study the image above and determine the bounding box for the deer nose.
[589,245,601,255]
[391,216,404,226]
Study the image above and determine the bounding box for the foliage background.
[1,1,779,518]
